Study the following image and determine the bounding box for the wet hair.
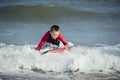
[50,25,60,32]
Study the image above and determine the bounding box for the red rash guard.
[36,31,68,51]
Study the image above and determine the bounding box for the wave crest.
[0,43,120,73]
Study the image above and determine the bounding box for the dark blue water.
[0,0,120,46]
[0,1,120,80]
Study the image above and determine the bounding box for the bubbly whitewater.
[0,0,120,80]
[0,43,120,75]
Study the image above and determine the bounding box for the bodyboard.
[41,46,76,55]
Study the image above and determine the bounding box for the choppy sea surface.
[0,0,120,80]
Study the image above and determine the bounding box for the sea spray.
[0,43,120,73]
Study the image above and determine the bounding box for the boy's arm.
[36,32,49,51]
[58,34,68,48]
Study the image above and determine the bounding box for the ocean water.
[0,0,120,80]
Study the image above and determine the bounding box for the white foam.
[0,42,120,73]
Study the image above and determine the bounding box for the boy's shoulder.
[45,31,50,35]
[58,33,64,39]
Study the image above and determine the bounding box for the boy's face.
[50,30,60,39]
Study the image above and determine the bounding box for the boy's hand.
[64,45,68,50]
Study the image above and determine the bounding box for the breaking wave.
[0,43,120,73]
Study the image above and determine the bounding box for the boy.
[36,25,68,51]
